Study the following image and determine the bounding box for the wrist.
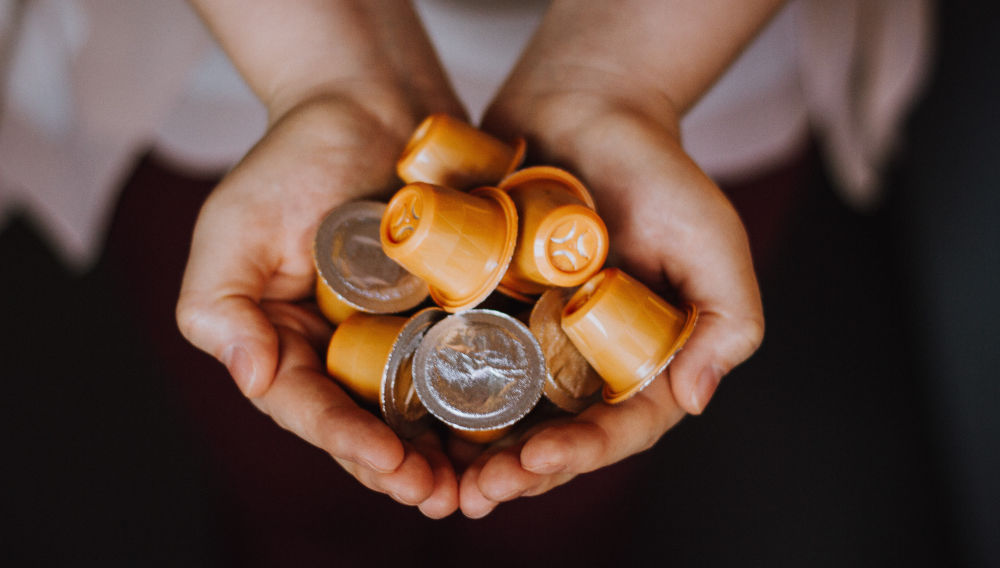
[484,66,682,160]
[266,77,464,143]
[502,0,784,117]
[193,0,464,139]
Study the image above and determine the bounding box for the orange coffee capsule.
[396,114,526,190]
[379,308,447,438]
[326,313,409,403]
[497,166,609,299]
[560,268,698,404]
[450,425,514,445]
[327,310,445,438]
[380,182,518,313]
[314,201,429,324]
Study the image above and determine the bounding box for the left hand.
[456,378,686,518]
[456,74,764,518]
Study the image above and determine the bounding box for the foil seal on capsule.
[412,310,545,440]
[529,287,603,413]
[314,201,428,324]
[380,308,448,438]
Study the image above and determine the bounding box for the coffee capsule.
[380,308,447,438]
[326,313,409,403]
[381,183,518,313]
[326,310,445,438]
[529,287,603,412]
[412,310,545,441]
[314,201,429,324]
[497,167,608,299]
[451,425,514,445]
[396,113,526,190]
[561,268,698,404]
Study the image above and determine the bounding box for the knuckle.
[174,297,205,342]
[314,405,353,458]
[593,425,610,457]
[260,302,313,337]
[638,423,662,453]
[314,403,375,463]
[738,315,766,355]
[637,394,673,453]
[586,422,614,471]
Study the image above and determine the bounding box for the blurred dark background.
[1,2,996,566]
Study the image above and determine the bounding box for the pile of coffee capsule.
[313,114,698,443]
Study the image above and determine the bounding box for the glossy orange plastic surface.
[380,182,518,312]
[497,166,608,297]
[396,114,526,190]
[326,313,409,403]
[450,425,513,444]
[561,268,698,404]
[315,278,360,324]
[312,201,429,325]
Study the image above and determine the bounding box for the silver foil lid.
[314,201,428,314]
[380,307,446,438]
[412,310,545,432]
[529,287,603,413]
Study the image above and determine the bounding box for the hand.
[458,79,765,517]
[176,94,460,518]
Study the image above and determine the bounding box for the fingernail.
[525,461,565,475]
[223,345,257,396]
[388,491,416,506]
[496,487,526,501]
[465,503,497,520]
[691,365,723,414]
[363,458,396,474]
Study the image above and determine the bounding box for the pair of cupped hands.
[175,66,764,518]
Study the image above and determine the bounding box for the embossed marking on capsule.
[548,220,595,272]
[389,196,421,242]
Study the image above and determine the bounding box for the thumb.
[666,309,764,415]
[176,205,282,397]
[177,290,279,398]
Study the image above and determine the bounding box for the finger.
[666,180,763,414]
[666,307,762,414]
[519,377,685,475]
[177,199,282,397]
[520,472,577,497]
[471,429,578,503]
[476,445,575,503]
[338,442,435,506]
[176,290,278,398]
[612,171,763,415]
[589,123,764,415]
[659,193,762,415]
[412,432,460,519]
[260,300,332,353]
[458,452,500,519]
[475,445,540,502]
[252,324,405,474]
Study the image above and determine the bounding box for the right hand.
[176,92,461,518]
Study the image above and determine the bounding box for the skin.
[178,0,778,519]
[460,0,780,517]
[177,0,465,518]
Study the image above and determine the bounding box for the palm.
[178,97,460,518]
[451,96,762,518]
